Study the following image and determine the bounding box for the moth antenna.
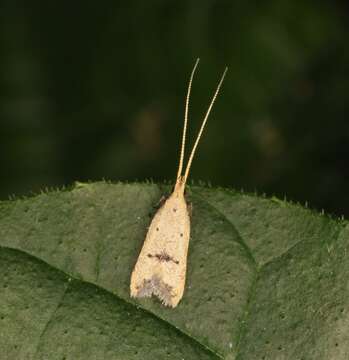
[176,58,200,181]
[183,66,228,185]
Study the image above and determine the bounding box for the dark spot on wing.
[156,251,172,262]
[147,251,179,265]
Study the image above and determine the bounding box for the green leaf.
[0,182,348,359]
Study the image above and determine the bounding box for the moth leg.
[154,195,167,209]
[187,201,193,218]
[146,195,168,223]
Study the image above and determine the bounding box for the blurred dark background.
[1,1,348,217]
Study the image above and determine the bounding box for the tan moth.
[130,59,227,307]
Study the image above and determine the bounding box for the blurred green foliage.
[0,1,348,216]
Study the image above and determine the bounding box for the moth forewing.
[130,183,190,307]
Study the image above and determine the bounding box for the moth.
[130,59,227,307]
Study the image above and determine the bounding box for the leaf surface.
[0,182,348,359]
